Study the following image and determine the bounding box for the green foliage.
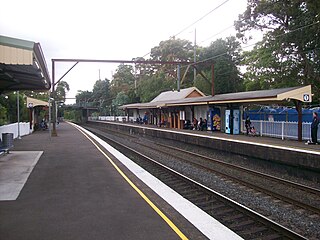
[0,92,28,125]
[71,38,246,115]
[75,90,93,107]
[63,109,82,123]
[23,91,49,101]
[112,92,129,115]
[197,37,244,94]
[0,105,7,125]
[150,38,194,82]
[92,79,112,114]
[55,81,70,102]
[235,0,320,102]
[194,75,212,95]
[111,65,135,94]
[137,72,174,102]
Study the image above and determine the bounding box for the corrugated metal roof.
[150,87,204,102]
[0,35,51,93]
[0,35,34,50]
[121,86,311,110]
[210,87,300,102]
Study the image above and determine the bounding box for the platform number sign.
[303,94,310,102]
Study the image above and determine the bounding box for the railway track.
[85,125,306,239]
[85,123,320,215]
[135,140,320,216]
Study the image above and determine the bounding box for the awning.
[167,85,312,106]
[0,35,51,93]
[121,85,312,110]
[26,97,48,108]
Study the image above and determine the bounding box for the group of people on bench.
[184,117,207,131]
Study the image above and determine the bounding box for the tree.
[150,38,194,83]
[196,37,243,94]
[0,92,28,124]
[92,79,111,114]
[137,72,174,102]
[235,0,320,102]
[76,90,93,107]
[55,81,70,102]
[111,64,135,95]
[23,91,49,101]
[112,92,130,115]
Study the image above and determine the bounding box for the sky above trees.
[0,0,249,103]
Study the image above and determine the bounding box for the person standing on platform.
[308,112,319,144]
[245,116,251,135]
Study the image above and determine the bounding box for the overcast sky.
[0,0,249,103]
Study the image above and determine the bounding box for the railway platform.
[88,120,320,171]
[0,122,242,240]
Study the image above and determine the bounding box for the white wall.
[194,105,209,120]
[0,122,31,141]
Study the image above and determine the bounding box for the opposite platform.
[89,120,320,171]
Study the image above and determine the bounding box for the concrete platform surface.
[0,151,42,200]
[76,123,243,240]
[94,120,320,153]
[0,123,196,240]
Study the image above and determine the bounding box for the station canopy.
[121,87,205,109]
[121,85,312,110]
[26,97,48,108]
[0,35,51,93]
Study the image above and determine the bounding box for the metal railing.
[243,120,319,141]
[88,116,135,122]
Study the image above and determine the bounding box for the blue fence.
[244,107,320,123]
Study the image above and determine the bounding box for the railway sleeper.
[255,233,283,240]
[183,191,207,199]
[212,207,235,216]
[221,213,245,222]
[229,219,255,229]
[190,195,213,204]
[239,226,270,238]
[175,185,198,192]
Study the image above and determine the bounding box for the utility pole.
[177,64,181,92]
[51,60,57,136]
[17,91,21,139]
[194,28,197,83]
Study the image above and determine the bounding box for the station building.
[121,85,312,136]
[0,35,51,136]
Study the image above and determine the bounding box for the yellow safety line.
[72,124,188,240]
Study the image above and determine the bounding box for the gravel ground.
[86,125,320,239]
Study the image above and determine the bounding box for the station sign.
[303,94,310,102]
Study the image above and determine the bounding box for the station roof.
[121,87,205,109]
[121,85,312,110]
[26,97,48,108]
[151,87,205,102]
[0,35,51,93]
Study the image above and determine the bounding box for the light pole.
[194,28,197,83]
[17,91,21,139]
[48,97,54,138]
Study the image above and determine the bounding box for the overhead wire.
[162,19,320,78]
[141,0,231,58]
[198,24,234,44]
[195,20,320,65]
[173,0,230,37]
